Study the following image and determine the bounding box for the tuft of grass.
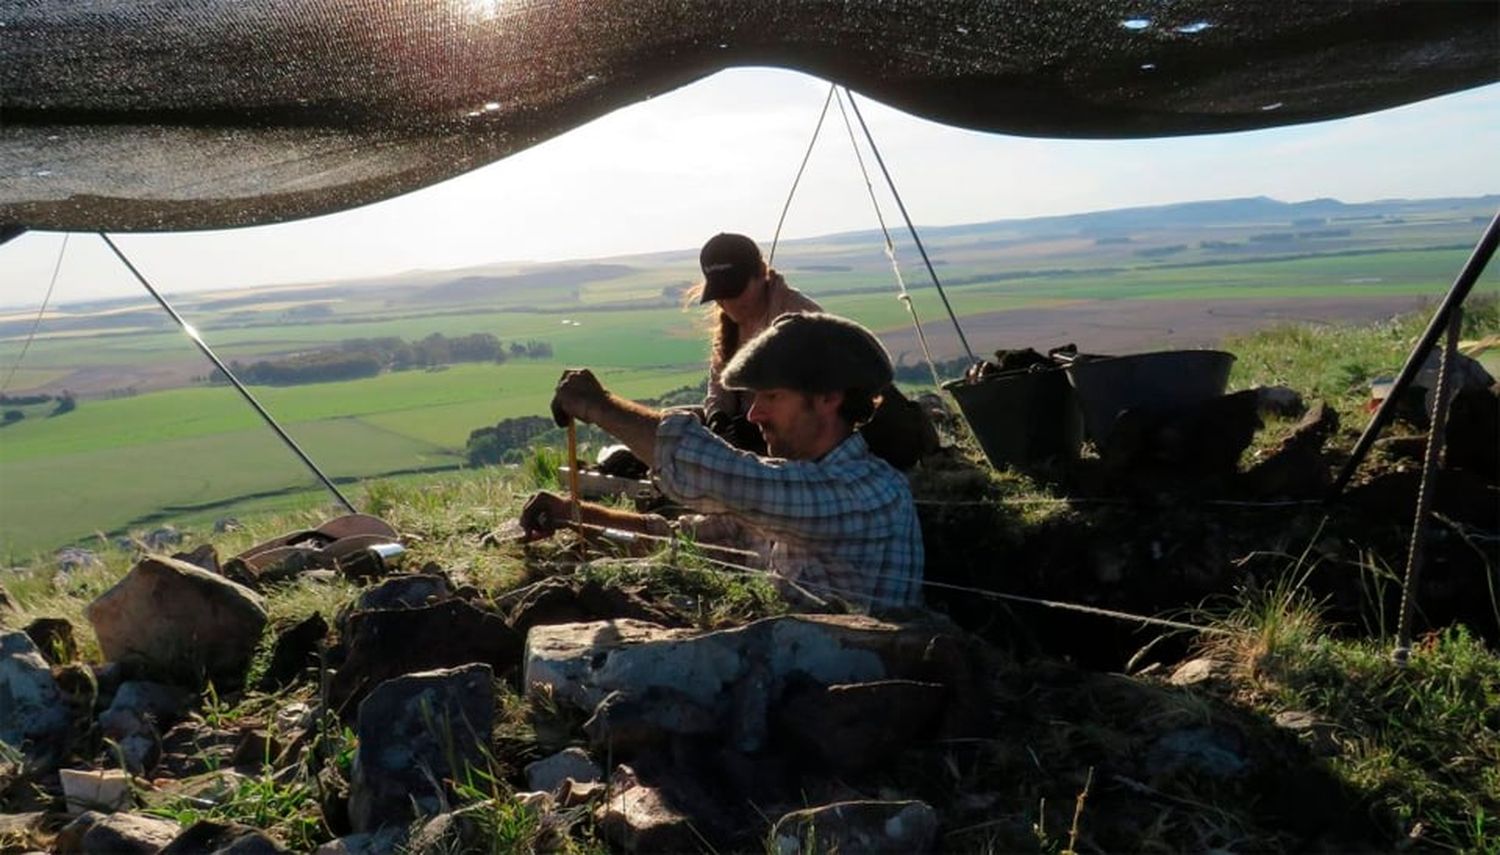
[144,767,324,851]
[1197,560,1500,852]
[578,546,789,629]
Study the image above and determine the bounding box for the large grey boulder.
[769,800,939,854]
[55,811,181,855]
[0,630,72,773]
[348,664,496,833]
[524,614,956,753]
[85,555,267,685]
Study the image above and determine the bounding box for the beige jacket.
[704,272,822,419]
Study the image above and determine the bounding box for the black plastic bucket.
[1063,350,1236,446]
[942,367,1083,469]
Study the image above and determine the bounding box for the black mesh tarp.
[2,1,1496,232]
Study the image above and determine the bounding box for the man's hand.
[520,491,575,540]
[550,369,609,427]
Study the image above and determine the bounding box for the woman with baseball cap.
[692,232,822,453]
[689,232,937,468]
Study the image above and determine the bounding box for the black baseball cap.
[698,232,763,303]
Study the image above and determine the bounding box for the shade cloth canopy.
[2,0,1496,232]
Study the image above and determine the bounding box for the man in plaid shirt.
[520,312,923,611]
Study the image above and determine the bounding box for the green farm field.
[3,195,1495,558]
[0,362,700,557]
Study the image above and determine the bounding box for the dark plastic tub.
[1063,350,1235,446]
[942,367,1083,470]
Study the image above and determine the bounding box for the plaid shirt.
[653,412,923,610]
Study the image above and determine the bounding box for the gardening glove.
[550,368,607,427]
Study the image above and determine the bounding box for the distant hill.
[813,194,1500,245]
[11,193,1494,331]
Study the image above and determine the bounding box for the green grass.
[1203,580,1500,853]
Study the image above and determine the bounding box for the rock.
[159,820,291,854]
[143,526,184,550]
[213,517,242,534]
[1254,385,1306,418]
[56,548,101,573]
[348,664,496,833]
[23,617,76,665]
[327,600,520,720]
[0,812,46,850]
[349,573,454,619]
[85,556,268,686]
[1413,350,1495,421]
[515,790,556,814]
[92,661,125,700]
[155,723,240,779]
[99,681,194,774]
[0,582,16,624]
[1167,657,1234,687]
[275,701,314,734]
[1241,401,1340,498]
[1144,725,1248,780]
[148,769,251,807]
[524,614,957,752]
[406,809,490,854]
[103,681,192,730]
[774,679,946,773]
[256,612,328,692]
[230,727,283,767]
[54,811,180,855]
[594,765,702,854]
[1274,710,1341,757]
[0,631,72,773]
[504,577,681,636]
[524,747,603,794]
[1108,389,1264,480]
[170,543,221,575]
[59,768,132,814]
[559,777,606,808]
[770,800,939,854]
[311,828,406,855]
[583,687,722,758]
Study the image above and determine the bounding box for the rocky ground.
[1,328,1497,853]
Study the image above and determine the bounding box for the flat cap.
[721,312,893,393]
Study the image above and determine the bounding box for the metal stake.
[1391,308,1462,666]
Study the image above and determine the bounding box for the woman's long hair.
[684,261,767,371]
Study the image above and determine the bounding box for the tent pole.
[99,233,358,515]
[1327,209,1500,501]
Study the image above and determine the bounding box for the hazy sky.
[3,69,1498,309]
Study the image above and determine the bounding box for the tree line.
[209,333,553,386]
[2,391,75,425]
